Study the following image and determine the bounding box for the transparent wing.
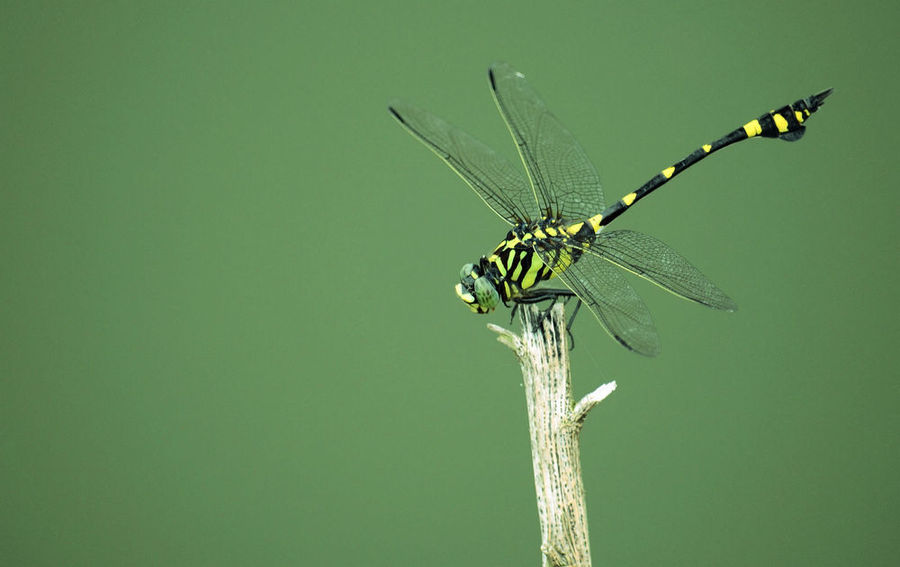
[590,230,738,311]
[489,62,605,220]
[536,246,660,356]
[389,101,538,225]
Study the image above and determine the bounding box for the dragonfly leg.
[509,302,520,324]
[566,297,581,350]
[514,288,578,329]
[515,288,577,305]
[566,297,583,331]
[514,290,583,350]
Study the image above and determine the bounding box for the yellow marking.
[622,192,637,206]
[661,167,675,179]
[588,214,603,233]
[743,119,762,138]
[702,144,712,153]
[522,232,533,241]
[455,284,475,304]
[505,251,515,271]
[520,262,541,289]
[533,228,546,239]
[773,113,789,133]
[804,108,811,116]
[503,281,512,299]
[553,248,574,273]
[795,110,805,123]
[566,221,584,235]
[545,226,558,237]
[507,236,520,248]
[511,253,524,281]
[494,256,507,276]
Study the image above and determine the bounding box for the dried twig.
[489,302,616,567]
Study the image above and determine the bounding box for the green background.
[2,1,897,565]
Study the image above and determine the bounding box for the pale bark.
[489,303,616,567]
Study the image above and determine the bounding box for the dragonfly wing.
[389,100,537,225]
[489,62,605,220]
[537,246,660,356]
[591,230,738,310]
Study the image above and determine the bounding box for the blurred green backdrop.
[2,1,897,565]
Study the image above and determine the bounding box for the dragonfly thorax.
[455,218,589,315]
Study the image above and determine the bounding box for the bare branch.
[570,382,618,427]
[488,322,522,353]
[492,302,615,567]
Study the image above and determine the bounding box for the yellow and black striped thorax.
[455,216,594,313]
[486,217,594,302]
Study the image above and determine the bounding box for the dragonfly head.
[455,262,500,314]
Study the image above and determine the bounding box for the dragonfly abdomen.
[584,88,833,231]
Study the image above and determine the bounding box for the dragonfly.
[389,63,831,356]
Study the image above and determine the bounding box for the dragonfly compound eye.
[454,261,498,314]
[473,277,500,312]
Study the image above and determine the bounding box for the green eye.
[474,277,499,311]
[459,263,475,280]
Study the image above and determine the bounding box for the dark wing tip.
[387,103,407,125]
[487,61,515,92]
[613,332,661,357]
[488,67,499,91]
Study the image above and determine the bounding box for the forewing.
[389,101,536,225]
[489,62,605,220]
[537,247,660,356]
[591,230,738,311]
